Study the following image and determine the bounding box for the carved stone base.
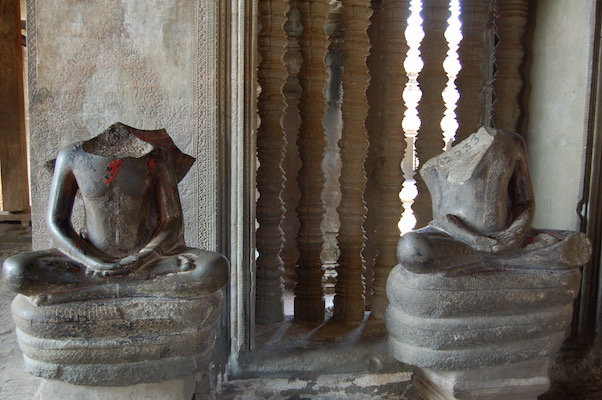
[413,359,550,400]
[386,264,581,369]
[33,375,196,400]
[12,292,223,386]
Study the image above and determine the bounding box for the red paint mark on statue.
[105,159,124,184]
[148,157,158,174]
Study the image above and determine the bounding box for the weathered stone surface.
[33,375,196,400]
[12,292,222,386]
[217,372,412,400]
[386,266,579,357]
[413,359,550,400]
[26,0,219,251]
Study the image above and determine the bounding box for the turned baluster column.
[332,0,372,323]
[455,0,492,142]
[256,0,290,324]
[492,0,528,132]
[294,0,330,322]
[281,0,303,290]
[413,0,451,228]
[363,1,384,309]
[370,0,410,319]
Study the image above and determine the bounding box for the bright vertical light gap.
[399,0,463,234]
[442,0,462,149]
[398,0,423,235]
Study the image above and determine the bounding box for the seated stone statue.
[3,122,228,304]
[397,126,590,275]
[386,127,592,398]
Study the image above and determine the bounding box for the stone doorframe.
[215,0,258,374]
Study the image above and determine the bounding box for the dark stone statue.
[3,123,228,304]
[2,123,229,387]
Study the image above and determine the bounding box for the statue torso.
[65,143,174,257]
[421,129,522,234]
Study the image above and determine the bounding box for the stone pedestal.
[33,375,196,400]
[12,292,223,386]
[386,128,592,399]
[386,265,583,399]
[413,359,550,400]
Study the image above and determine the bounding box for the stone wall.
[26,0,219,250]
[526,0,596,230]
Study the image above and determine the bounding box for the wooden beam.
[0,0,29,212]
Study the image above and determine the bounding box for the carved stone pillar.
[322,3,343,290]
[492,0,528,132]
[413,0,451,228]
[369,0,410,320]
[363,0,384,310]
[332,0,372,324]
[256,0,290,324]
[294,0,330,322]
[281,0,302,290]
[455,0,491,142]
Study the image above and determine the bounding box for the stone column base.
[33,375,197,400]
[413,358,550,400]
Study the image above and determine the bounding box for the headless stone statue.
[387,128,592,399]
[398,126,590,275]
[3,123,228,304]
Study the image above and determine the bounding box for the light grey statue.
[397,126,590,275]
[3,122,228,303]
[386,127,592,399]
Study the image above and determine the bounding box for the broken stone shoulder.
[1,123,229,388]
[386,127,592,399]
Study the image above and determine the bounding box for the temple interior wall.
[26,0,219,251]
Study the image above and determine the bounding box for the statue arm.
[47,150,120,272]
[488,140,534,251]
[429,214,499,252]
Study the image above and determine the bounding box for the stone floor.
[2,220,602,399]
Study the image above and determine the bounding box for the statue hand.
[430,214,499,253]
[85,261,130,277]
[472,235,499,252]
[118,249,160,269]
[489,229,521,253]
[428,214,458,233]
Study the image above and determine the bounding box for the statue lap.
[3,247,229,304]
